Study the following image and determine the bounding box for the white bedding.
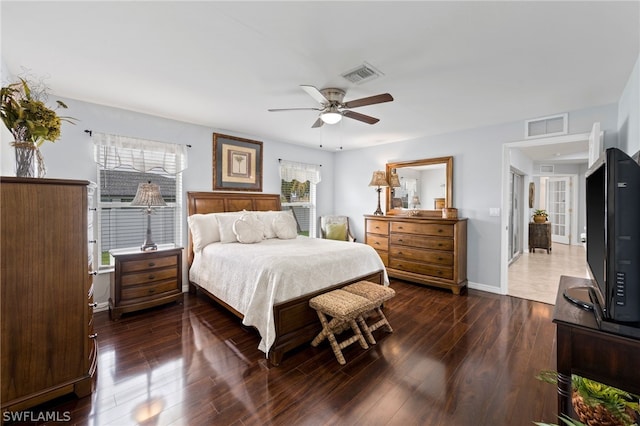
[189,236,389,354]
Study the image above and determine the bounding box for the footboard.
[268,270,384,365]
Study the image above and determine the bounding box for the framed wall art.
[213,133,263,191]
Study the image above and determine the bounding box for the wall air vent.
[540,165,555,174]
[341,62,382,85]
[525,113,568,139]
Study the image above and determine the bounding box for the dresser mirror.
[385,156,453,216]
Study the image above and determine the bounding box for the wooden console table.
[553,276,640,419]
[529,222,552,253]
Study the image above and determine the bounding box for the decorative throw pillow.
[273,211,298,239]
[326,222,348,241]
[187,213,220,252]
[233,213,265,244]
[217,214,243,243]
[256,211,281,239]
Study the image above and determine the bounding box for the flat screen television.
[585,147,640,331]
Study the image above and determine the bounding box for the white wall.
[618,55,640,156]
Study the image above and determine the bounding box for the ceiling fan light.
[321,111,342,124]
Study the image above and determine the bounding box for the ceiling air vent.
[525,113,568,139]
[341,62,382,85]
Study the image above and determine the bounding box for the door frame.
[500,132,590,296]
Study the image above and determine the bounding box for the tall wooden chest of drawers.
[1,177,96,412]
[365,215,468,294]
[109,246,183,319]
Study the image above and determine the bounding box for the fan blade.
[301,85,329,104]
[343,110,380,125]
[268,107,321,112]
[343,93,393,109]
[311,117,324,128]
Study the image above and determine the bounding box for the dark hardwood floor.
[17,279,559,425]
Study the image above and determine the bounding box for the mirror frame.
[385,156,453,217]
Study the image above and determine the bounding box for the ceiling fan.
[268,85,393,128]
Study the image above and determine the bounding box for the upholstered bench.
[309,289,374,365]
[342,281,395,345]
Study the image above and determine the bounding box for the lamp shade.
[131,181,166,208]
[368,171,389,187]
[388,172,401,188]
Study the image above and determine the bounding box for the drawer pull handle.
[438,243,443,247]
[374,242,380,245]
[438,229,443,233]
[148,288,156,294]
[397,239,403,242]
[148,275,155,280]
[89,333,98,339]
[88,302,98,308]
[148,262,156,267]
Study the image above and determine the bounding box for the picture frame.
[213,133,263,192]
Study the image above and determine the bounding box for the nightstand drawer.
[121,268,177,287]
[121,255,178,273]
[121,280,179,300]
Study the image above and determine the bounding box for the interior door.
[509,170,523,262]
[546,176,571,244]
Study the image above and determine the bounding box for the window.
[93,133,187,268]
[279,160,321,237]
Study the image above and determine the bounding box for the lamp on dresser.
[131,181,166,251]
[369,170,389,216]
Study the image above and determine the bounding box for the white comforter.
[189,236,389,354]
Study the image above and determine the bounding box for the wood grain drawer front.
[375,250,389,267]
[121,268,177,287]
[390,246,454,266]
[390,234,454,251]
[389,258,453,279]
[390,222,454,237]
[121,280,179,301]
[366,234,389,251]
[121,255,178,273]
[366,220,389,235]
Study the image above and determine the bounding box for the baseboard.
[468,281,505,295]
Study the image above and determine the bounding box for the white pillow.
[273,211,298,239]
[233,213,265,244]
[256,211,282,239]
[187,213,220,252]
[217,214,243,243]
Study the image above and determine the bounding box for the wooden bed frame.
[186,191,385,366]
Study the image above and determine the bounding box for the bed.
[186,191,388,365]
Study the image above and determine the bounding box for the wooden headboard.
[186,191,282,265]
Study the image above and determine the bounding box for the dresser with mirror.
[365,156,468,294]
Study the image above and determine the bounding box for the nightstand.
[109,245,183,320]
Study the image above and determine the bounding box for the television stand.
[553,275,640,420]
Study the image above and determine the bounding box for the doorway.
[500,130,597,299]
[541,175,572,244]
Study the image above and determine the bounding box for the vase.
[533,215,546,223]
[13,141,46,178]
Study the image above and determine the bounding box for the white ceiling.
[2,1,639,153]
